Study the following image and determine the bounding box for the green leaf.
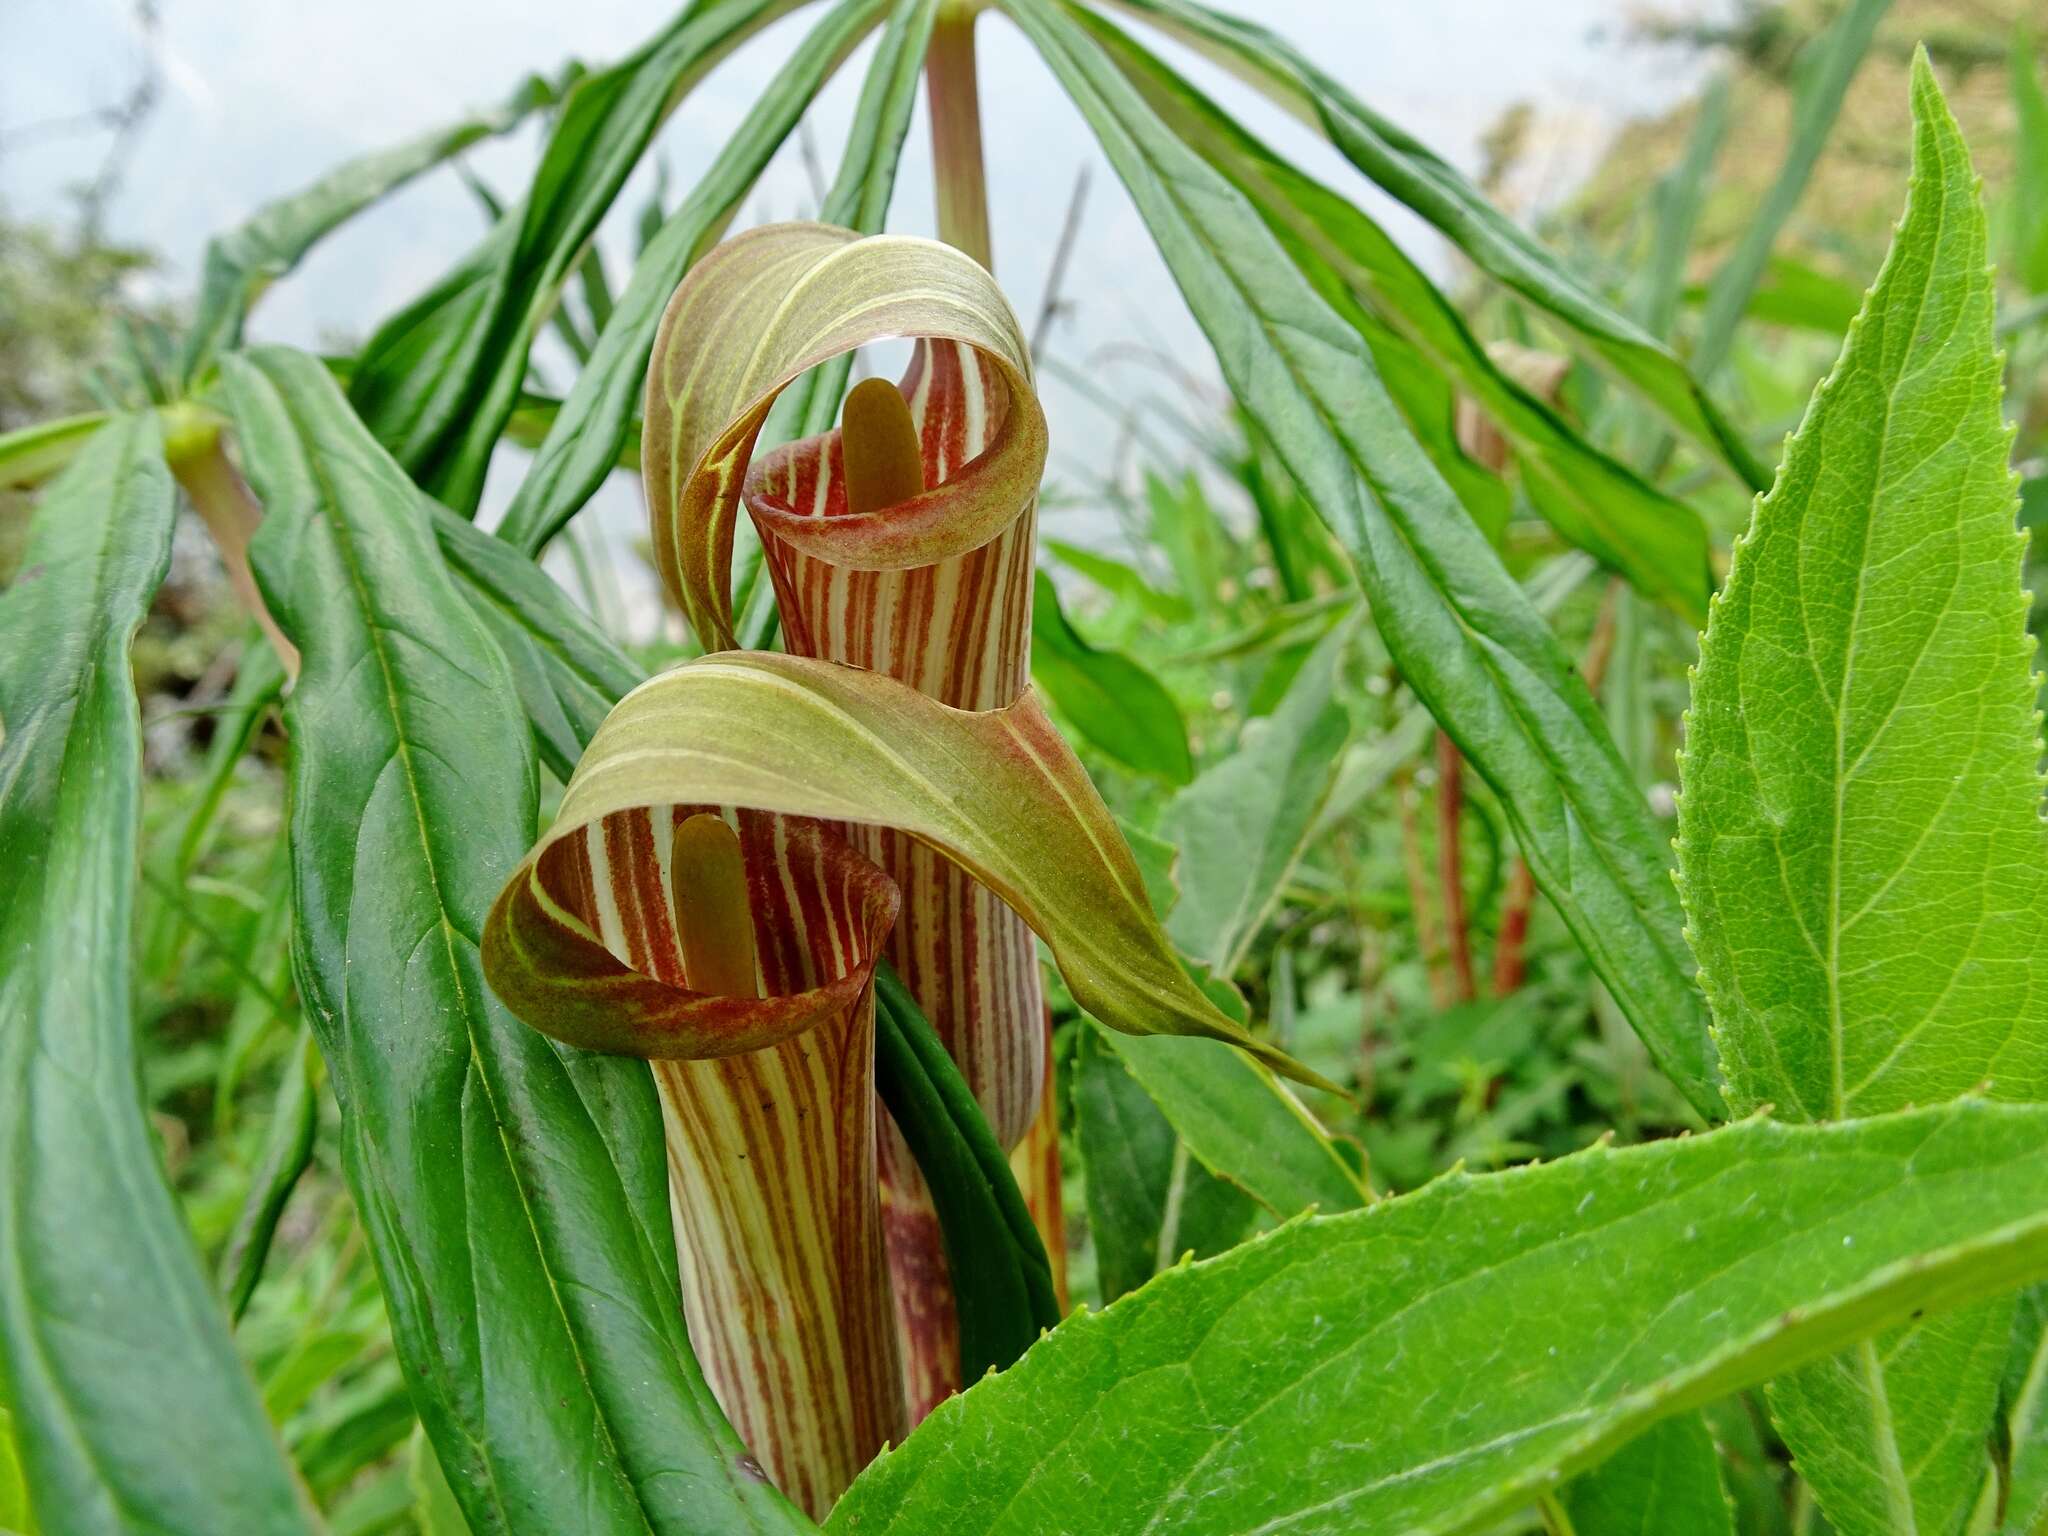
[1559,1414,1734,1536]
[1638,75,1729,343]
[222,346,813,1536]
[493,0,893,553]
[1765,1298,2009,1536]
[1042,538,1192,624]
[1163,613,1351,974]
[1031,570,1192,784]
[218,1026,320,1322]
[1006,0,1721,1119]
[873,966,1061,1381]
[0,411,108,492]
[181,69,557,382]
[1678,54,2046,1130]
[1101,0,1767,491]
[347,0,803,514]
[0,416,311,1534]
[1071,1023,1253,1302]
[1074,8,1712,623]
[1095,1026,1365,1220]
[1692,0,1890,378]
[2014,27,2048,295]
[428,499,640,779]
[1676,58,2036,1536]
[2003,1287,2048,1534]
[827,1099,2048,1536]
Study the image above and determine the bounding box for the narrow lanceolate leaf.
[1073,9,1713,624]
[347,0,803,513]
[1006,0,1721,1119]
[492,0,892,554]
[180,68,557,382]
[483,652,1317,1083]
[1163,613,1352,975]
[0,410,108,491]
[1098,0,1767,491]
[0,417,311,1535]
[827,1101,2048,1536]
[1030,570,1191,784]
[1691,0,1890,378]
[1559,1414,1734,1536]
[1097,1021,1364,1222]
[875,967,1062,1378]
[1071,1023,1253,1304]
[644,222,1056,1412]
[1676,60,2039,1536]
[223,346,812,1536]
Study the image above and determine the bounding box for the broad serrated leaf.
[1031,570,1191,784]
[0,417,311,1535]
[1676,58,2041,1536]
[827,1100,2048,1536]
[1004,0,1720,1118]
[1677,56,2045,1141]
[223,346,812,1536]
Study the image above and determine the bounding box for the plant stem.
[1434,730,1477,1003]
[1397,764,1451,1009]
[163,411,300,679]
[926,1,992,269]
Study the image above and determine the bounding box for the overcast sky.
[1,0,1723,625]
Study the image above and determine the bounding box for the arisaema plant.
[4,0,2048,1531]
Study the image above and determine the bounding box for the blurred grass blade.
[873,966,1062,1380]
[1075,8,1712,622]
[1639,75,1729,341]
[347,0,806,515]
[483,650,1319,1087]
[1007,0,1721,1118]
[181,69,560,382]
[222,346,815,1536]
[1677,60,2037,1536]
[829,1100,2048,1536]
[219,1026,320,1322]
[0,416,312,1535]
[1101,0,1768,491]
[1692,0,1890,377]
[1031,571,1192,784]
[494,0,895,554]
[2014,25,2048,294]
